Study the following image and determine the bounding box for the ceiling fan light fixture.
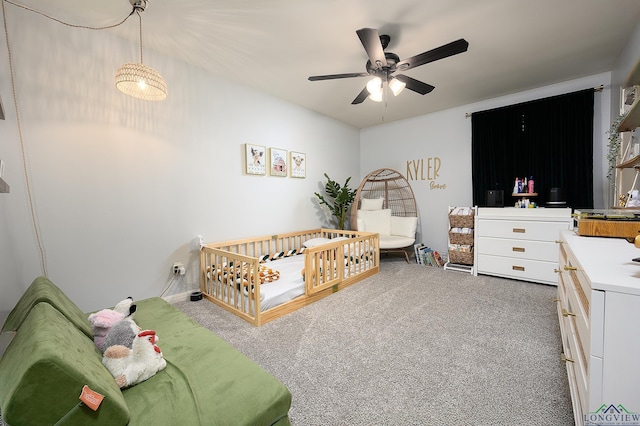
[389,77,406,96]
[366,77,383,95]
[368,91,383,102]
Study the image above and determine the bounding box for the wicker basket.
[448,248,474,265]
[449,211,475,228]
[448,230,474,245]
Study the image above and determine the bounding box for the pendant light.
[115,0,167,101]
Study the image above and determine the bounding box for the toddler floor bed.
[200,229,379,326]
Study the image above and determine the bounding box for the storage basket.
[448,230,474,245]
[448,248,474,265]
[449,211,474,228]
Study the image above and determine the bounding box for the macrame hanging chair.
[351,168,418,228]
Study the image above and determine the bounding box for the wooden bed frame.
[200,228,379,326]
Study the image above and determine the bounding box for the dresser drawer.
[477,219,567,242]
[477,236,559,262]
[477,254,558,284]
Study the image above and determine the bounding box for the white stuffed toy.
[88,297,136,352]
[103,313,140,352]
[102,330,167,388]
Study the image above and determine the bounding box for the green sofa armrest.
[1,276,93,338]
[0,302,129,426]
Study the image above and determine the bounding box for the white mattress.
[257,255,305,310]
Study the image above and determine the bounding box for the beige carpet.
[173,259,575,426]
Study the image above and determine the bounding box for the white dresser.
[557,229,640,425]
[474,207,572,285]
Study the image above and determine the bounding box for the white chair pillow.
[357,209,392,235]
[359,197,384,210]
[390,216,418,238]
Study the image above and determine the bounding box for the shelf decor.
[245,144,266,175]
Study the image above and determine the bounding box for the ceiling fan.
[308,28,469,104]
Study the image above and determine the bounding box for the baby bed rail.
[200,229,379,326]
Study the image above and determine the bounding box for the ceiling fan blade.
[351,87,370,104]
[308,72,369,81]
[395,74,435,95]
[356,28,387,68]
[396,38,469,72]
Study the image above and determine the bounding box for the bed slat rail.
[200,229,379,326]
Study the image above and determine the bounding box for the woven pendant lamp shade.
[115,62,167,101]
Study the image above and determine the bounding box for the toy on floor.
[88,297,136,352]
[102,330,167,388]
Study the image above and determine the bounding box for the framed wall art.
[290,151,306,178]
[269,147,288,177]
[245,144,266,175]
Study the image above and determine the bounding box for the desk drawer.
[478,219,567,242]
[477,254,558,284]
[477,237,559,262]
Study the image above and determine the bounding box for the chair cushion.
[359,197,384,210]
[379,235,415,249]
[357,209,391,235]
[390,216,418,238]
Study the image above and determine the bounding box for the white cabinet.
[557,229,640,425]
[474,207,572,284]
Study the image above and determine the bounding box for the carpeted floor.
[173,259,575,426]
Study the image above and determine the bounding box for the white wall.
[360,73,613,254]
[0,6,359,312]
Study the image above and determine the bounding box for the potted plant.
[314,173,357,230]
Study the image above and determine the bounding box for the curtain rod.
[465,84,604,118]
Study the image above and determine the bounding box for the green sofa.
[0,276,292,425]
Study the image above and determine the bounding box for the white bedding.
[257,255,305,310]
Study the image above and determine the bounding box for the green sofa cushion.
[127,298,292,426]
[1,276,93,338]
[0,302,129,426]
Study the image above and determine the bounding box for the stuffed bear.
[88,297,136,352]
[102,330,167,388]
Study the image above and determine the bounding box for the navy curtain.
[471,89,594,209]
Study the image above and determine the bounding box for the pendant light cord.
[2,0,47,276]
[4,0,135,30]
[1,0,138,277]
[137,10,144,64]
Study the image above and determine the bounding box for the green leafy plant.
[606,113,625,181]
[314,173,357,230]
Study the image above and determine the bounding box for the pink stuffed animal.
[88,297,136,352]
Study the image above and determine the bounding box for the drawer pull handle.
[513,228,526,233]
[555,240,562,244]
[512,265,525,271]
[512,247,525,252]
[554,268,561,273]
[561,353,574,363]
[552,297,560,303]
[564,265,577,271]
[562,309,575,317]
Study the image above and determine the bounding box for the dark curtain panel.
[472,89,594,209]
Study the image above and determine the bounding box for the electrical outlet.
[172,262,184,275]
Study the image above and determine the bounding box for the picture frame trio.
[244,143,306,178]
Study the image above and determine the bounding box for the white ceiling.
[12,0,640,128]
